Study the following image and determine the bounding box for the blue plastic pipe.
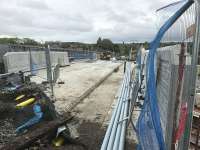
[16,104,43,133]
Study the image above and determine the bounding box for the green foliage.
[96,37,120,54]
[23,38,38,45]
[0,37,39,45]
[113,44,120,54]
[0,37,151,57]
[143,41,149,49]
[0,37,19,44]
[115,42,142,56]
[98,38,114,51]
[97,37,102,47]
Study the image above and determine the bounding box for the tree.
[101,39,113,51]
[0,38,19,44]
[113,44,120,54]
[96,38,114,52]
[143,41,149,49]
[22,38,38,45]
[97,37,102,47]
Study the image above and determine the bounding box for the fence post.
[29,47,33,75]
[124,61,126,73]
[182,1,200,149]
[45,45,54,98]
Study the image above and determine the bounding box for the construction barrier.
[137,0,200,150]
[3,51,69,73]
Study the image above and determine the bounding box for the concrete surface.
[71,64,138,146]
[3,51,69,73]
[30,60,121,115]
[72,65,123,123]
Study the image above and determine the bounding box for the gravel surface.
[0,118,16,146]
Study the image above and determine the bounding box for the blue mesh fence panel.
[68,51,96,60]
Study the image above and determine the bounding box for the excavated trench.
[0,84,55,149]
[0,85,111,150]
[25,119,136,150]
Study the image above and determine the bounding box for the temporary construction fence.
[67,50,97,60]
[156,45,192,150]
[139,44,192,149]
[137,0,200,150]
[0,44,98,74]
[3,51,69,73]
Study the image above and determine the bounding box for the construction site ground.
[27,61,137,149]
[71,64,137,149]
[0,60,137,149]
[38,63,136,150]
[29,60,121,115]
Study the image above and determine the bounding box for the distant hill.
[0,37,154,56]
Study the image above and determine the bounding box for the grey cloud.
[17,0,50,10]
[0,0,174,42]
[31,13,93,32]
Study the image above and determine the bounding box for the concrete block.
[3,51,69,73]
[155,44,192,149]
[3,52,30,73]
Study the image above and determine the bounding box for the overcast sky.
[0,0,178,43]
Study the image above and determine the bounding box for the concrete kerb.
[66,63,122,112]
